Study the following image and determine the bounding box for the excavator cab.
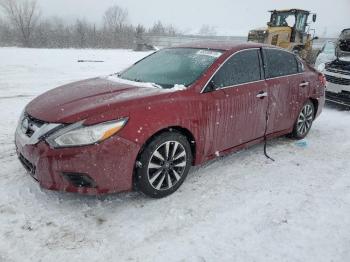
[248,9,317,61]
[268,9,313,44]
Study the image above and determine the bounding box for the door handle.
[299,81,310,87]
[256,91,268,98]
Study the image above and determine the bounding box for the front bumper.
[15,130,140,195]
[324,70,350,106]
[326,90,350,106]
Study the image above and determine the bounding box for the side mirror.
[312,36,319,41]
[312,14,317,22]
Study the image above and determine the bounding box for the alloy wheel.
[297,104,314,136]
[147,141,187,191]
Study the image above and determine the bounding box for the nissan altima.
[15,42,326,198]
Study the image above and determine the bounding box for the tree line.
[0,0,182,48]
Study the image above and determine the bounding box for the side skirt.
[198,128,292,164]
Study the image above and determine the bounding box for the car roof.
[174,41,271,51]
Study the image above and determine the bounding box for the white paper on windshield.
[196,50,222,58]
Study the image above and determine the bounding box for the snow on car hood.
[106,75,187,91]
[26,76,185,123]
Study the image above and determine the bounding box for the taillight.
[318,73,327,87]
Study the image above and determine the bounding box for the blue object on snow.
[295,140,308,148]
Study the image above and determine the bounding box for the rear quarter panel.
[305,64,326,118]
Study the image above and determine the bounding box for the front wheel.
[291,100,315,139]
[135,132,192,198]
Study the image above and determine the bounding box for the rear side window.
[212,49,261,88]
[264,49,298,78]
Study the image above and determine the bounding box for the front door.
[203,48,268,154]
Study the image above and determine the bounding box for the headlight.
[317,63,326,72]
[46,118,128,148]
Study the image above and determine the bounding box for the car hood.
[26,76,177,123]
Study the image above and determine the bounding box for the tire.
[291,100,315,139]
[135,132,192,198]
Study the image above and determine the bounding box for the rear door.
[263,48,300,133]
[203,48,268,153]
[291,57,312,107]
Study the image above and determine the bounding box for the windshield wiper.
[151,83,163,89]
[133,78,162,89]
[115,76,163,89]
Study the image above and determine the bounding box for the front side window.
[264,49,298,78]
[210,49,261,88]
[119,48,222,89]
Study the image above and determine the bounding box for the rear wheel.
[291,100,315,139]
[135,132,192,198]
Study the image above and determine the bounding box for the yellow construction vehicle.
[248,9,318,61]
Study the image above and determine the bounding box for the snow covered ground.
[0,47,350,262]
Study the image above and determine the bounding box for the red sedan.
[15,42,326,198]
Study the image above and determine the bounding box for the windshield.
[119,48,222,88]
[340,29,350,38]
[270,12,296,27]
[322,42,336,54]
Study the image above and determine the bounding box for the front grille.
[19,154,37,179]
[62,173,97,188]
[326,68,350,76]
[325,74,350,86]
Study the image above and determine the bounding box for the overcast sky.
[37,0,349,37]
